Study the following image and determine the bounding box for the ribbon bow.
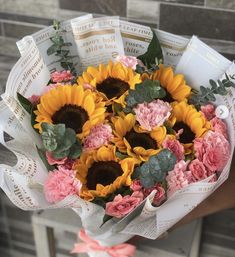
[71,229,136,257]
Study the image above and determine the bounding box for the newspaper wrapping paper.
[0,14,234,256]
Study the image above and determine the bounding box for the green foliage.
[135,63,160,75]
[164,121,175,135]
[124,79,166,113]
[41,123,82,160]
[113,103,123,115]
[189,74,235,109]
[17,92,33,114]
[115,151,129,160]
[137,29,163,69]
[47,20,76,75]
[133,149,177,188]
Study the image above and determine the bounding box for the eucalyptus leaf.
[52,148,70,159]
[47,45,58,55]
[125,79,166,111]
[48,20,76,75]
[140,176,155,189]
[156,149,177,173]
[68,140,82,159]
[189,74,235,109]
[134,149,177,189]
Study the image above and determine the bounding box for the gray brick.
[160,0,204,5]
[127,0,160,24]
[159,4,235,41]
[206,0,235,10]
[3,21,44,39]
[60,0,127,16]
[0,12,52,26]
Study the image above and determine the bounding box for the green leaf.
[59,128,76,151]
[116,151,129,160]
[155,149,177,173]
[189,74,235,109]
[17,92,33,114]
[102,214,113,225]
[40,123,81,160]
[140,176,155,189]
[52,148,70,159]
[209,79,218,90]
[42,134,57,152]
[132,166,141,179]
[68,140,82,159]
[125,79,166,110]
[63,42,72,47]
[47,44,58,55]
[135,149,177,189]
[137,29,163,69]
[113,103,123,114]
[36,146,55,171]
[164,122,175,135]
[200,86,208,95]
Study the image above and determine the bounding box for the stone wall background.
[0,1,234,257]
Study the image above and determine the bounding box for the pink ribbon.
[71,229,136,257]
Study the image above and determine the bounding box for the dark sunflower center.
[173,122,195,144]
[125,130,157,150]
[86,161,123,190]
[161,89,174,103]
[52,104,88,133]
[96,77,129,99]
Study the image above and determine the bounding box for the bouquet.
[0,14,235,257]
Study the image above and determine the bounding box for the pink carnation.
[130,180,143,191]
[51,70,74,83]
[28,94,40,105]
[210,117,228,139]
[166,160,191,197]
[46,151,67,166]
[162,138,184,161]
[105,191,144,218]
[83,124,113,151]
[116,55,138,70]
[143,183,166,206]
[189,159,207,181]
[200,104,215,120]
[44,166,82,204]
[134,100,172,131]
[194,131,230,172]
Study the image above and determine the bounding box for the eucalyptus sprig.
[47,20,76,74]
[124,79,166,113]
[189,74,235,109]
[41,123,82,160]
[133,149,177,189]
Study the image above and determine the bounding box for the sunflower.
[169,101,211,152]
[112,113,166,161]
[141,64,191,102]
[77,61,141,106]
[34,85,106,139]
[74,145,139,201]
